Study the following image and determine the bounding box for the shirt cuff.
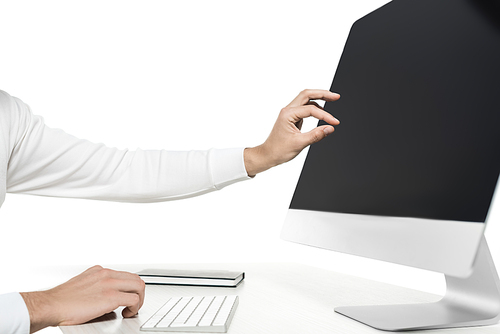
[209,148,252,190]
[0,292,30,334]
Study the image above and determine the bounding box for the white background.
[1,1,500,333]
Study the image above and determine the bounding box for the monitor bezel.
[281,207,486,277]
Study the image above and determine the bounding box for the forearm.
[20,292,55,333]
[7,114,250,201]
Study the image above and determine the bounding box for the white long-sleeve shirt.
[0,90,250,333]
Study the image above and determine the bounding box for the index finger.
[287,89,340,108]
[291,105,340,126]
[105,269,146,311]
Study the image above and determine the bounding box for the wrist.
[244,144,277,177]
[20,291,57,333]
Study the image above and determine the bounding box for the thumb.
[122,306,138,318]
[301,125,334,147]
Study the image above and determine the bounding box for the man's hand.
[20,265,145,333]
[244,89,340,176]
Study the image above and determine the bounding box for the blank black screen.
[290,0,500,223]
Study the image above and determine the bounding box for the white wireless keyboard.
[141,295,238,332]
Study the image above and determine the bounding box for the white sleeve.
[0,293,30,334]
[3,91,251,201]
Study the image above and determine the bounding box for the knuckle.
[133,294,140,304]
[130,273,145,287]
[138,278,146,290]
[311,131,322,143]
[306,105,318,115]
[301,89,311,96]
[280,107,290,115]
[133,279,145,291]
[103,277,115,286]
[98,268,113,278]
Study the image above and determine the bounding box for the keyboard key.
[198,296,225,327]
[156,297,192,328]
[170,296,203,326]
[213,296,237,326]
[142,297,181,328]
[184,296,215,327]
[141,295,238,333]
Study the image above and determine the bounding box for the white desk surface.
[15,262,500,334]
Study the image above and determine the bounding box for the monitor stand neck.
[335,235,500,331]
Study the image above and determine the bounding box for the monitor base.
[335,236,500,331]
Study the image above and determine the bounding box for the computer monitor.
[281,0,500,330]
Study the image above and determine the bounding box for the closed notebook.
[137,269,245,287]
